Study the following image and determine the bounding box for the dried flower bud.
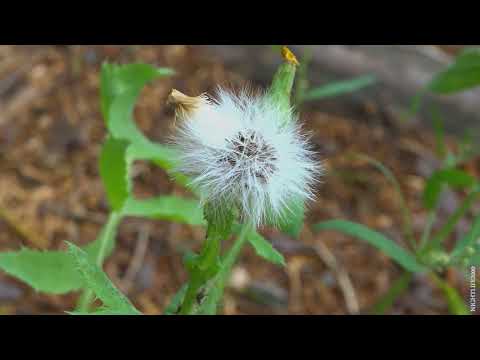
[168,89,211,123]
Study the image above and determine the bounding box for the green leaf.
[247,230,285,266]
[99,137,131,211]
[0,222,120,295]
[122,196,205,226]
[370,272,413,314]
[302,75,376,102]
[423,169,477,210]
[0,248,84,294]
[67,242,141,315]
[100,62,177,172]
[431,274,470,315]
[429,48,480,94]
[101,62,174,124]
[314,220,425,273]
[127,142,178,171]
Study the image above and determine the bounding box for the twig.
[120,225,151,294]
[303,227,360,314]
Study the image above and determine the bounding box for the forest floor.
[0,45,477,314]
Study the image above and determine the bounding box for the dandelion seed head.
[170,87,323,227]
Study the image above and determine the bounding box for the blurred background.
[0,45,478,315]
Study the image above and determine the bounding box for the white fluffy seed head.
[170,87,323,227]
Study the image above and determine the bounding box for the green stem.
[201,223,252,315]
[181,223,252,315]
[178,275,203,315]
[179,232,222,315]
[216,223,252,291]
[75,211,122,312]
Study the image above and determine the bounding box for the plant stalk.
[75,211,122,312]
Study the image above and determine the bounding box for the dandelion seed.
[169,87,323,227]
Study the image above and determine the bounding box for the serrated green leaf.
[429,48,480,94]
[122,196,205,226]
[247,230,285,266]
[0,248,83,294]
[99,137,131,211]
[302,75,376,102]
[423,169,477,210]
[0,219,120,295]
[67,242,141,315]
[314,220,425,273]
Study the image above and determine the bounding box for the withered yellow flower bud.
[168,89,209,124]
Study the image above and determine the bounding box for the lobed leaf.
[67,242,141,315]
[100,62,177,172]
[0,225,119,295]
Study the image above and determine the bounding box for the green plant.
[0,48,312,315]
